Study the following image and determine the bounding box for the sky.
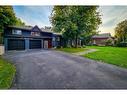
[13,6,127,36]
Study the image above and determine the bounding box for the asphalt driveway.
[3,49,127,89]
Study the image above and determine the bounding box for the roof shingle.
[92,33,111,39]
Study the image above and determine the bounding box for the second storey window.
[31,32,40,36]
[56,37,60,41]
[53,37,55,41]
[12,29,22,35]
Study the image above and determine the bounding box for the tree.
[0,6,17,32]
[51,6,101,47]
[0,6,25,44]
[115,19,127,43]
[15,18,25,26]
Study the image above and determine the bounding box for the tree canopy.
[51,6,101,47]
[0,6,16,32]
[15,18,25,26]
[0,6,25,33]
[0,6,25,44]
[115,19,127,43]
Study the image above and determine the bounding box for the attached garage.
[29,40,42,49]
[8,39,25,50]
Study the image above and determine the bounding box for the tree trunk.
[75,35,78,48]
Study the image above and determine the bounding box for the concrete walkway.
[3,49,127,89]
[73,49,98,55]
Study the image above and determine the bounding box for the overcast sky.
[13,6,127,36]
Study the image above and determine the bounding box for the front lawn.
[56,47,88,53]
[0,57,16,89]
[56,46,127,69]
[84,46,127,68]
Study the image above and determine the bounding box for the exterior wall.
[22,30,31,36]
[4,38,8,50]
[25,38,29,49]
[52,34,62,48]
[40,32,53,37]
[92,38,108,46]
[4,28,31,36]
[4,26,62,50]
[4,28,12,35]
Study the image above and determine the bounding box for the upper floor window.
[56,37,60,41]
[31,32,40,36]
[12,29,22,35]
[53,37,55,41]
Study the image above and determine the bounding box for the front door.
[44,40,48,49]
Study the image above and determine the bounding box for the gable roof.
[41,27,53,33]
[7,25,62,36]
[92,33,111,39]
[31,25,42,32]
[7,25,52,33]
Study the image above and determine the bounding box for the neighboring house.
[4,25,62,50]
[91,33,114,46]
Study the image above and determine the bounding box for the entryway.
[43,39,52,49]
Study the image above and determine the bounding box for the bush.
[116,42,127,47]
[0,33,3,44]
[105,39,113,46]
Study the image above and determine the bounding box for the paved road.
[3,49,127,89]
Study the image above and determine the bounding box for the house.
[91,33,114,46]
[4,25,62,50]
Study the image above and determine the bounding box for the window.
[53,37,55,41]
[12,29,22,35]
[31,32,40,36]
[57,37,60,41]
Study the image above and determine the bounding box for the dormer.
[31,25,42,36]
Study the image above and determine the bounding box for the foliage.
[15,18,25,26]
[0,57,16,89]
[84,46,127,69]
[0,6,17,33]
[105,39,113,46]
[115,19,127,45]
[51,6,102,47]
[116,42,127,47]
[0,6,25,44]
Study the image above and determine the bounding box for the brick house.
[91,33,114,46]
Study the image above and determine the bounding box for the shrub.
[116,42,127,47]
[105,39,113,46]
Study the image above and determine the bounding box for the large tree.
[0,6,16,33]
[115,19,127,43]
[51,6,101,47]
[0,6,25,44]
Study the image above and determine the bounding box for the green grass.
[0,57,16,89]
[56,47,88,53]
[57,46,127,69]
[84,46,127,68]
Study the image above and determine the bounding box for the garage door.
[8,39,25,50]
[29,40,41,49]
